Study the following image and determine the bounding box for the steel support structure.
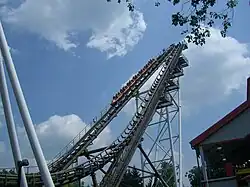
[138,144,168,187]
[0,43,187,187]
[99,44,185,187]
[0,21,55,187]
[136,77,182,187]
[0,55,28,187]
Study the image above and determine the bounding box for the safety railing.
[0,166,39,174]
[48,104,110,166]
[48,45,176,170]
[100,44,184,187]
[0,43,186,186]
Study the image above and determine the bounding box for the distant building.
[190,77,250,187]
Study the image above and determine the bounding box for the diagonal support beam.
[138,144,169,187]
[127,166,155,176]
[80,144,117,156]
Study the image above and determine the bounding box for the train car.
[111,51,163,106]
[169,43,175,48]
[111,54,159,106]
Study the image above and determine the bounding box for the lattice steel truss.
[99,45,187,187]
[136,77,183,187]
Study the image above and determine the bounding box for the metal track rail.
[99,43,184,187]
[48,44,176,172]
[0,43,187,186]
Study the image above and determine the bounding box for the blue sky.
[0,0,250,185]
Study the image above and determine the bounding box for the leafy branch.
[107,0,238,46]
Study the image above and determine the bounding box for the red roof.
[190,77,250,148]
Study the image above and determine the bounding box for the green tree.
[156,162,175,187]
[108,0,238,46]
[185,166,203,187]
[120,166,142,187]
[145,162,175,187]
[146,177,153,187]
[62,180,81,187]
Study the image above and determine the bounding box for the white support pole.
[154,108,163,168]
[199,146,209,187]
[0,55,28,187]
[0,21,55,187]
[178,78,182,187]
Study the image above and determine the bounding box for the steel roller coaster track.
[0,42,188,187]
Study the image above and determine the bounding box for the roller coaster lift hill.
[0,20,189,187]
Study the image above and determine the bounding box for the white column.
[0,55,28,187]
[178,78,182,187]
[199,146,209,187]
[0,21,55,187]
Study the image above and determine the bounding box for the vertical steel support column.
[177,78,182,187]
[91,173,98,187]
[0,21,55,187]
[85,154,98,187]
[0,55,28,187]
[140,148,145,187]
[136,91,144,187]
[154,108,163,167]
[166,107,178,186]
[199,146,209,187]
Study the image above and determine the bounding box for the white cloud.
[1,0,146,58]
[123,27,250,116]
[0,141,5,153]
[9,46,19,54]
[182,27,250,113]
[17,114,112,162]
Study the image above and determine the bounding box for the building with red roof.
[190,77,250,187]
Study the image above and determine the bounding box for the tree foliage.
[107,0,238,46]
[120,166,143,187]
[62,181,81,187]
[146,177,153,187]
[146,162,175,187]
[185,166,203,187]
[156,162,175,187]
